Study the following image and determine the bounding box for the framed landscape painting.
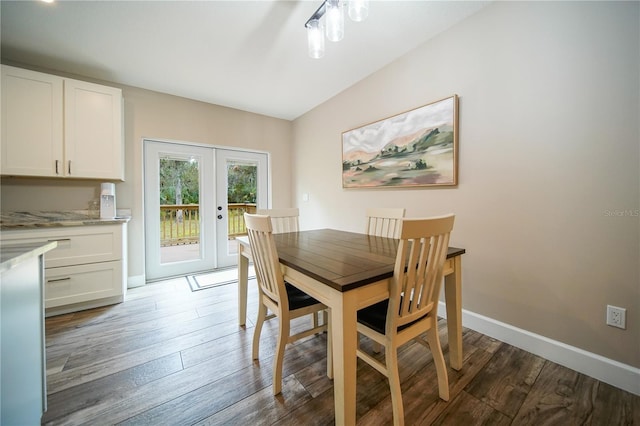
[342,95,459,188]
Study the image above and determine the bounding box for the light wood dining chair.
[365,207,406,238]
[256,207,324,329]
[256,208,299,234]
[244,213,329,395]
[356,214,455,426]
[365,207,406,354]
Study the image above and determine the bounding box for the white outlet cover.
[606,305,626,329]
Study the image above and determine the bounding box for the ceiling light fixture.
[348,0,369,22]
[325,0,344,42]
[305,0,369,59]
[307,18,325,59]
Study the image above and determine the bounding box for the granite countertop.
[0,211,131,230]
[0,240,58,273]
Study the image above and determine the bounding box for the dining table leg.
[330,290,358,426]
[237,247,249,327]
[444,255,463,370]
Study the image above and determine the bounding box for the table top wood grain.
[271,229,465,292]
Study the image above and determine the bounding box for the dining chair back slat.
[392,216,453,329]
[256,208,299,234]
[365,207,405,239]
[245,214,284,307]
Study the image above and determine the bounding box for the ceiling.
[1,0,490,120]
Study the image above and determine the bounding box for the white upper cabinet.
[1,65,124,180]
[64,79,123,179]
[1,66,64,177]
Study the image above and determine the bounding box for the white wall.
[292,1,639,368]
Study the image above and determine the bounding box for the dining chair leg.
[326,309,333,379]
[425,327,450,401]
[272,313,289,395]
[386,342,404,426]
[252,299,267,360]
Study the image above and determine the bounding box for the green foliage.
[227,164,257,203]
[159,159,257,206]
[160,159,199,204]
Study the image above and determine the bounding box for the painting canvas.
[342,95,458,188]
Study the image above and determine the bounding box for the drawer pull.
[47,238,71,243]
[47,277,71,283]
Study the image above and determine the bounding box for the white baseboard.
[127,274,146,289]
[439,302,640,396]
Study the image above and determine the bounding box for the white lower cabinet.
[0,224,127,315]
[44,261,123,309]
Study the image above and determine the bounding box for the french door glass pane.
[226,160,257,255]
[159,157,201,264]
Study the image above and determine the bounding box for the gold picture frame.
[342,95,459,188]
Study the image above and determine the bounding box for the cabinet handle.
[47,277,71,283]
[47,238,71,243]
[55,160,59,175]
[68,160,72,175]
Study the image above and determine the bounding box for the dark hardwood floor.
[43,276,639,425]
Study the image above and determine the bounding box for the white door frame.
[143,139,269,281]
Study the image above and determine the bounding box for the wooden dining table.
[236,229,465,426]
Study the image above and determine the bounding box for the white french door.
[144,140,268,281]
[215,148,268,267]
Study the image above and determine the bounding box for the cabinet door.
[1,65,64,177]
[64,79,123,180]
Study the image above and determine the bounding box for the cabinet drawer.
[44,261,123,308]
[1,225,123,268]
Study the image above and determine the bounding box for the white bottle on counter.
[100,183,116,219]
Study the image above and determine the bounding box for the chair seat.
[357,299,426,335]
[285,283,321,310]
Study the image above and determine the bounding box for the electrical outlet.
[606,305,626,329]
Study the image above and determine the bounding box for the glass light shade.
[307,19,325,59]
[348,0,369,22]
[325,0,344,42]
